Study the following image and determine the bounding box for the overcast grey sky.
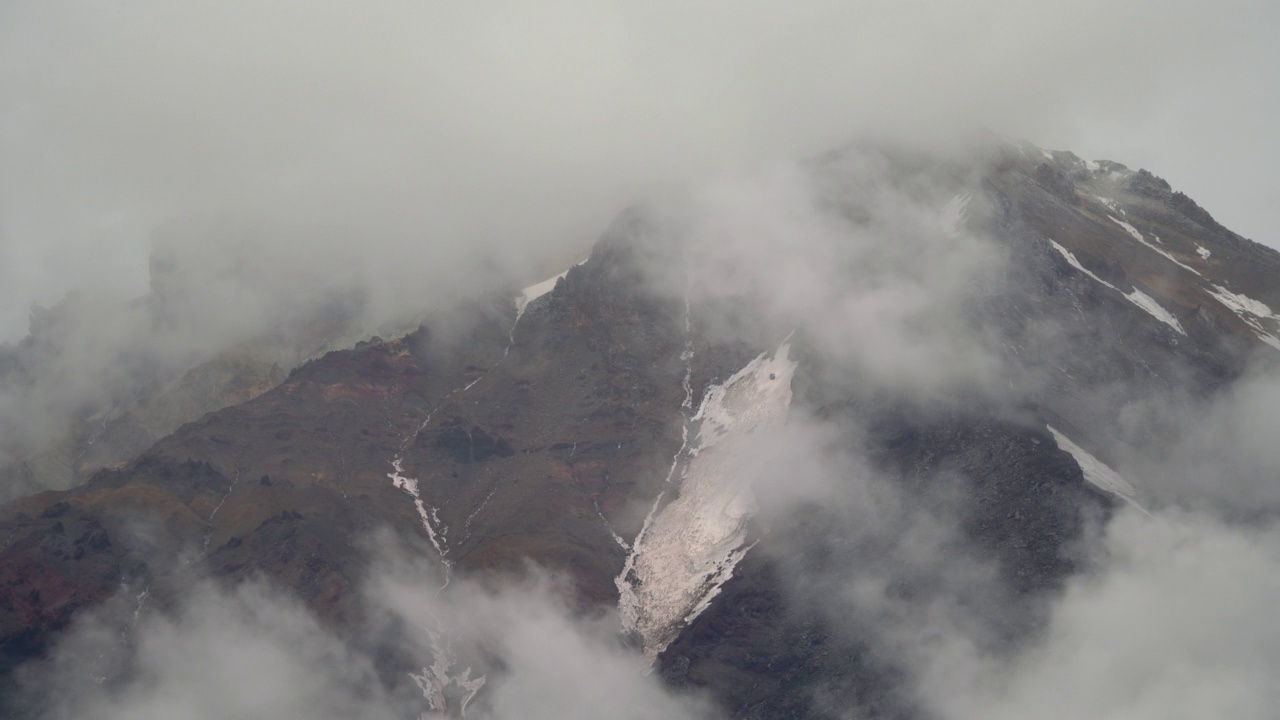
[1,0,1276,341]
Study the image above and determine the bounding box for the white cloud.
[2,0,1277,339]
[18,556,716,720]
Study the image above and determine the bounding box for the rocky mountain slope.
[1,138,1276,718]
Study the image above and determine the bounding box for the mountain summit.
[2,139,1277,719]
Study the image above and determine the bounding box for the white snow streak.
[1049,240,1185,335]
[1048,426,1149,516]
[618,341,797,660]
[1106,215,1200,275]
[399,255,593,715]
[1123,288,1185,335]
[1108,214,1145,243]
[386,262,592,714]
[678,255,696,410]
[1095,196,1123,215]
[1196,244,1211,260]
[388,257,592,570]
[514,257,589,322]
[412,620,487,719]
[1256,333,1280,352]
[202,471,240,554]
[389,458,451,577]
[458,488,497,546]
[1207,284,1277,319]
[1206,283,1280,350]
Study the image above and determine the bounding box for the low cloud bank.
[15,553,716,720]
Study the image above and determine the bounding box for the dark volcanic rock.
[1127,168,1173,201]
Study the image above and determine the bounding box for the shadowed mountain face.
[1,140,1277,718]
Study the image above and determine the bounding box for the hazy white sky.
[1,0,1276,341]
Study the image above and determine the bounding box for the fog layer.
[3,0,1277,338]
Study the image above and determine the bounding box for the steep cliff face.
[1,139,1276,718]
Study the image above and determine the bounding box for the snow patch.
[1107,214,1145,243]
[1123,288,1185,335]
[1205,283,1280,350]
[1196,245,1211,260]
[1049,240,1185,335]
[1255,333,1280,352]
[514,257,589,321]
[617,341,798,660]
[1049,240,1106,285]
[1047,426,1148,514]
[1207,284,1276,319]
[1095,196,1123,215]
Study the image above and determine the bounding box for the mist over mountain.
[2,3,1280,719]
[3,0,1277,339]
[2,136,1278,719]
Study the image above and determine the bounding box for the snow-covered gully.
[387,371,482,717]
[410,619,487,720]
[617,339,798,661]
[202,470,240,554]
[388,262,580,718]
